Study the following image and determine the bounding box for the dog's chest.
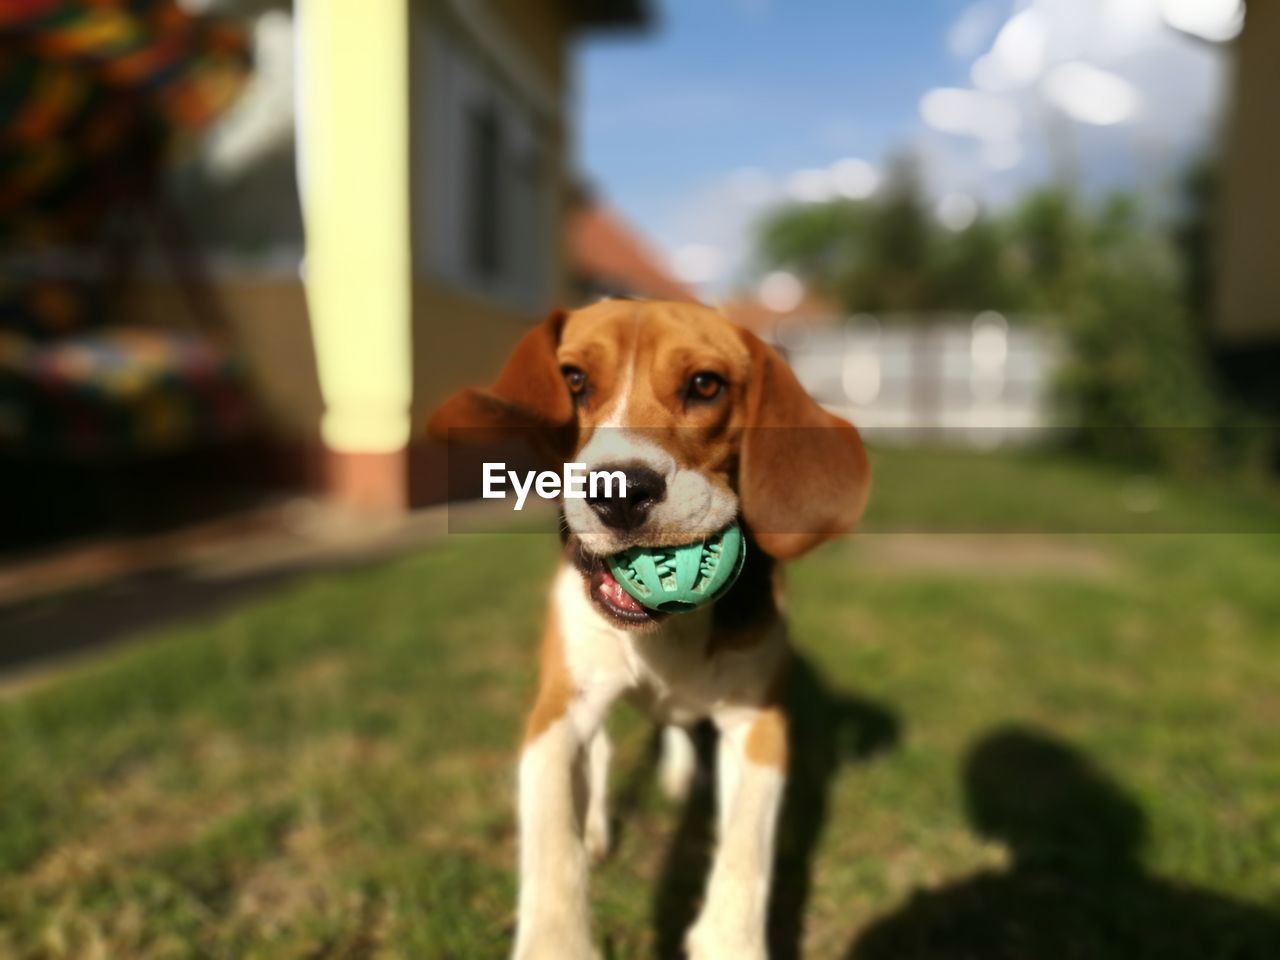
[552,565,780,727]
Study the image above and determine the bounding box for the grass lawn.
[2,448,1279,958]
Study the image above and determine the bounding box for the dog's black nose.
[587,463,667,531]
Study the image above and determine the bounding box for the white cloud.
[925,0,1228,193]
[971,54,1010,92]
[831,158,880,199]
[988,8,1049,87]
[786,168,838,203]
[920,87,1022,142]
[1159,0,1244,42]
[1100,0,1165,56]
[947,1,1006,59]
[787,157,882,204]
[981,138,1024,171]
[1043,61,1143,126]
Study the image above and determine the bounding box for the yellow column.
[296,0,411,509]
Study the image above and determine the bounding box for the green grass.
[2,447,1280,958]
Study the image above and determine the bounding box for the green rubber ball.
[605,523,746,613]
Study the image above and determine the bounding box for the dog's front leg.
[513,701,600,960]
[686,706,787,960]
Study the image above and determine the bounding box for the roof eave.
[568,0,651,32]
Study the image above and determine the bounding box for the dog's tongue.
[599,568,644,613]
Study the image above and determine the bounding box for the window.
[466,102,503,281]
[414,16,553,312]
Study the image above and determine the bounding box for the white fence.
[775,313,1063,447]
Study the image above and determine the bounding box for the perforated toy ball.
[606,523,746,613]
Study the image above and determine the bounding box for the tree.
[853,155,934,312]
[756,154,942,314]
[756,200,870,303]
[1009,188,1081,310]
[1172,156,1219,340]
[930,216,1022,311]
[751,162,1265,473]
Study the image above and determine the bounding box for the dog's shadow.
[845,726,1280,960]
[622,653,901,960]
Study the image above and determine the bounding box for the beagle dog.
[428,299,870,960]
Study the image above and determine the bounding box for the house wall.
[128,0,574,509]
[124,272,556,475]
[1217,1,1280,343]
[407,0,569,423]
[491,0,568,90]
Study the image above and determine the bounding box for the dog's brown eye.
[562,366,588,396]
[688,371,726,402]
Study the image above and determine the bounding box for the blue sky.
[575,0,1230,294]
[579,0,973,216]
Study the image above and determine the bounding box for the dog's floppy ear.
[737,328,871,559]
[427,309,573,442]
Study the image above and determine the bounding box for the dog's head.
[429,298,869,573]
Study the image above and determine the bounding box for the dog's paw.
[514,934,600,960]
[658,726,697,802]
[584,811,611,864]
[684,920,765,960]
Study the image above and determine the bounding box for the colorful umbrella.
[0,0,250,248]
[0,0,253,454]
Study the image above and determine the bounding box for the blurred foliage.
[1046,184,1267,475]
[757,199,870,304]
[857,157,934,312]
[930,216,1022,312]
[755,158,1085,317]
[755,157,1270,475]
[1053,201,1231,472]
[1173,156,1219,337]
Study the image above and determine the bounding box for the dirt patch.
[852,534,1118,578]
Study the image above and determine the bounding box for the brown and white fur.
[428,299,870,960]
